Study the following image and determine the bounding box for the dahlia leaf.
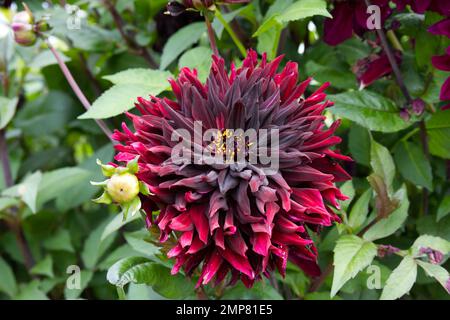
[253,0,292,37]
[64,270,93,300]
[363,185,409,242]
[179,47,213,82]
[380,256,417,300]
[2,171,42,214]
[81,218,116,269]
[331,235,377,297]
[101,212,140,241]
[425,109,450,159]
[370,139,395,194]
[0,256,17,298]
[102,69,172,88]
[329,91,412,132]
[348,188,372,231]
[0,96,18,129]
[123,231,161,259]
[278,0,331,23]
[339,180,355,212]
[437,195,450,222]
[160,22,206,70]
[79,68,173,119]
[107,257,195,299]
[394,141,433,190]
[416,261,450,294]
[30,255,54,278]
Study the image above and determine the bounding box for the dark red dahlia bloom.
[353,51,402,88]
[432,46,450,109]
[429,18,450,38]
[393,0,450,16]
[324,0,391,46]
[113,50,351,287]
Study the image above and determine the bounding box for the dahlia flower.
[431,46,450,110]
[323,0,392,46]
[354,51,402,88]
[113,50,351,287]
[393,0,450,16]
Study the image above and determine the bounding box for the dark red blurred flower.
[353,51,402,88]
[112,50,351,287]
[429,18,450,38]
[324,0,392,46]
[393,0,450,16]
[432,46,450,106]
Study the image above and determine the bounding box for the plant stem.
[365,0,430,215]
[386,30,403,52]
[215,9,247,57]
[101,0,158,69]
[45,39,116,144]
[204,13,219,56]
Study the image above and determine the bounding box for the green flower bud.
[106,173,140,204]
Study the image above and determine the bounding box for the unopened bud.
[11,11,36,47]
[106,173,140,204]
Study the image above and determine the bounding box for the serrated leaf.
[394,141,433,190]
[43,229,74,253]
[278,0,331,22]
[370,139,395,193]
[425,109,450,159]
[107,257,195,299]
[160,22,206,70]
[329,91,411,132]
[2,171,42,213]
[339,180,355,212]
[381,256,417,300]
[0,97,18,129]
[417,261,450,294]
[363,185,409,241]
[348,189,372,230]
[331,235,377,297]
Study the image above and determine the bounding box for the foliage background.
[0,0,449,300]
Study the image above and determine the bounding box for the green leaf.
[101,212,140,241]
[381,256,417,300]
[15,281,48,300]
[43,229,74,253]
[329,91,411,132]
[82,218,116,269]
[348,189,372,230]
[277,0,331,22]
[103,68,172,88]
[124,230,161,259]
[179,47,213,82]
[29,49,70,69]
[394,141,433,190]
[122,196,141,220]
[437,195,450,222]
[411,235,450,256]
[416,261,450,294]
[331,235,377,297]
[30,255,54,278]
[0,256,17,297]
[426,110,450,159]
[160,22,206,70]
[340,180,355,212]
[107,257,195,299]
[37,167,91,208]
[0,97,18,129]
[370,139,395,193]
[79,69,172,119]
[2,171,42,213]
[212,7,245,38]
[363,185,409,241]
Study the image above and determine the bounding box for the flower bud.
[35,20,51,32]
[106,173,140,204]
[11,11,36,47]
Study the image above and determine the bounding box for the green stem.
[116,286,126,300]
[215,9,247,57]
